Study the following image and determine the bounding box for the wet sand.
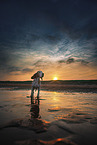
[0,80,97,93]
[0,88,97,145]
[0,114,97,145]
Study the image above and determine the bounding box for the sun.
[53,77,58,80]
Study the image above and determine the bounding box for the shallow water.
[0,89,97,125]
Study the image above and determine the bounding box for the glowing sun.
[53,77,58,80]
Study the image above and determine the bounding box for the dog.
[30,71,44,104]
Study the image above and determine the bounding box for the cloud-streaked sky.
[0,0,97,81]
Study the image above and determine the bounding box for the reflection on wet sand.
[29,95,48,133]
[0,95,48,133]
[0,90,97,145]
[30,96,40,119]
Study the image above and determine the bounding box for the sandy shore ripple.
[0,112,97,145]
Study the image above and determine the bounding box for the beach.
[0,81,97,145]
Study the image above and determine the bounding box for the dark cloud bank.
[0,0,97,78]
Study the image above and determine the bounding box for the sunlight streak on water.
[0,90,97,124]
[40,91,97,121]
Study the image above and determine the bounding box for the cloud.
[6,66,21,73]
[76,59,89,65]
[0,64,21,74]
[58,57,89,65]
[58,58,75,64]
[66,58,75,64]
[0,49,23,74]
[22,68,33,73]
[44,34,61,43]
[0,0,97,81]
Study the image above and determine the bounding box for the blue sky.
[0,0,97,80]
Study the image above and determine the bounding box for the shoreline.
[0,80,97,93]
[0,83,97,93]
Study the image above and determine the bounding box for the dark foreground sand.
[0,103,97,145]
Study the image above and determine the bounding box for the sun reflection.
[52,92,59,102]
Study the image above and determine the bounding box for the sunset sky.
[0,0,97,81]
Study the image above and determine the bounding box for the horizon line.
[0,79,97,82]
